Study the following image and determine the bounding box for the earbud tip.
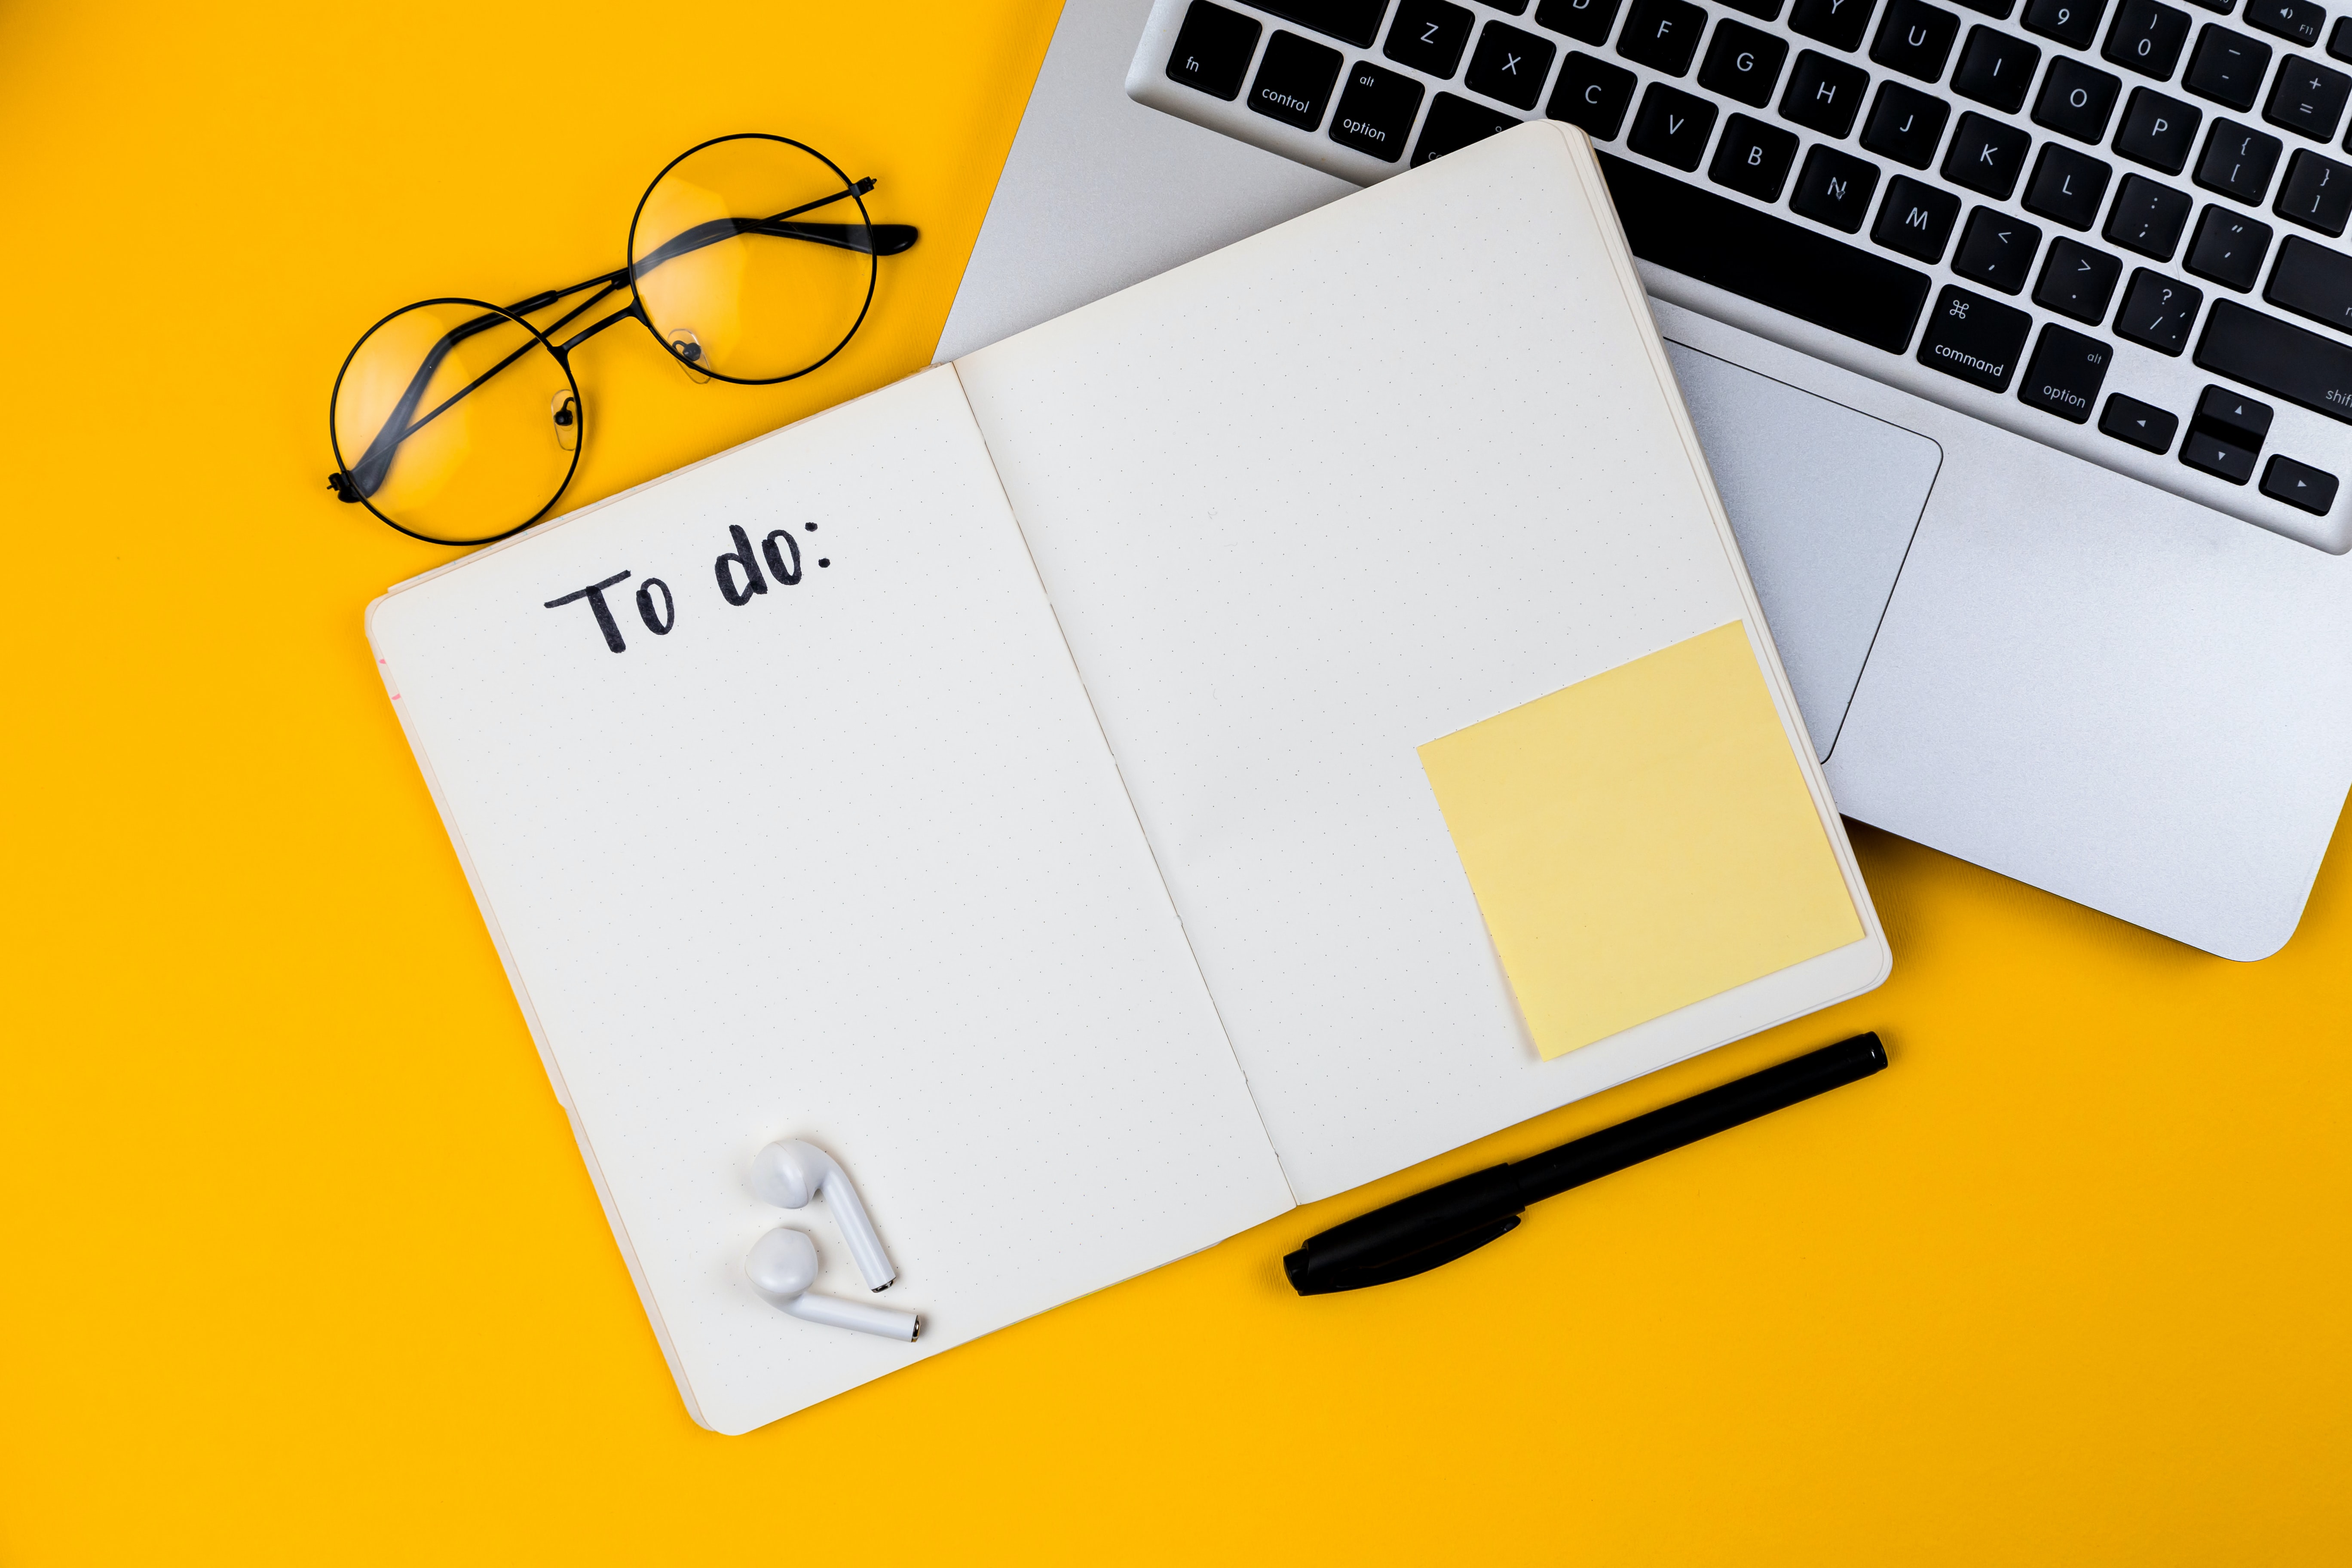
[750,1141,817,1208]
[744,1227,821,1302]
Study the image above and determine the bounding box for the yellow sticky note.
[1417,622,1863,1060]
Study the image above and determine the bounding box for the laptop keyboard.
[1135,0,2352,549]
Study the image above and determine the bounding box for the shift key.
[2195,298,2352,421]
[1917,284,2034,390]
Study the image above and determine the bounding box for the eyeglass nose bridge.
[331,132,924,545]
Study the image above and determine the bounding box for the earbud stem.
[784,1292,920,1341]
[818,1170,897,1292]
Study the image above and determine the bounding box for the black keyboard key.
[2262,452,2340,509]
[1863,80,1954,163]
[2113,88,2203,171]
[2023,0,2112,50]
[2332,15,2352,61]
[2197,380,2276,438]
[2243,0,2324,46]
[2025,142,2116,224]
[1258,0,1387,46]
[2263,58,2352,141]
[1535,0,1629,45]
[1782,49,1874,133]
[2105,172,2196,254]
[2186,203,2274,286]
[1597,152,1933,348]
[1874,173,1966,256]
[2195,119,2282,199]
[2021,322,2115,417]
[1467,21,1559,107]
[2185,0,2229,12]
[2101,0,2194,77]
[1710,114,1803,198]
[2036,234,2128,315]
[2196,298,2352,418]
[1167,1,1261,100]
[2116,266,2206,348]
[1387,0,1478,77]
[1700,20,1794,104]
[2101,391,2182,447]
[2264,232,2352,329]
[1249,31,1346,127]
[1945,110,2037,196]
[1626,82,1720,166]
[2275,148,2352,234]
[1548,51,1641,136]
[1871,0,1965,79]
[1957,0,2018,14]
[1792,144,1886,227]
[2182,25,2271,110]
[1792,0,1883,52]
[1954,204,2046,288]
[1721,0,1790,15]
[2181,383,2272,479]
[1918,282,2035,385]
[1952,25,2044,110]
[1619,0,1708,72]
[2035,57,2125,140]
[2183,425,2262,477]
[1412,92,1521,163]
[1329,61,1427,159]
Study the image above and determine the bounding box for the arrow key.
[2100,391,2181,451]
[2260,453,2340,512]
[2195,381,2275,442]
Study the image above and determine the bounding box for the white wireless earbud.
[744,1228,921,1341]
[750,1139,896,1291]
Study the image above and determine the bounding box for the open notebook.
[368,123,1889,1433]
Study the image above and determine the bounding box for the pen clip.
[1284,1213,1521,1295]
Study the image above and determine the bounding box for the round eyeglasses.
[327,133,918,547]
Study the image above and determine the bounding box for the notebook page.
[368,367,1290,1433]
[954,125,1886,1204]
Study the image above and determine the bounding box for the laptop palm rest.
[1664,341,1942,762]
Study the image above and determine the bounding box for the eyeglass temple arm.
[332,303,526,501]
[628,179,918,273]
[332,180,917,504]
[333,273,635,502]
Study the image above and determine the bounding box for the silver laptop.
[936,0,2352,960]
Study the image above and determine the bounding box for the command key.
[1916,284,2033,392]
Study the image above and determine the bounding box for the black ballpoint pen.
[1283,1032,1889,1295]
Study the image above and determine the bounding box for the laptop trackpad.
[1664,342,1942,761]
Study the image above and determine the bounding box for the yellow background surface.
[1420,622,1863,1059]
[2,3,2347,1562]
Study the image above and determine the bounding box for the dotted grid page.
[954,124,1886,1206]
[367,367,1292,1434]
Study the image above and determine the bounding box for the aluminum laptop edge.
[934,0,2352,961]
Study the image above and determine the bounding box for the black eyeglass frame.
[327,132,916,548]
